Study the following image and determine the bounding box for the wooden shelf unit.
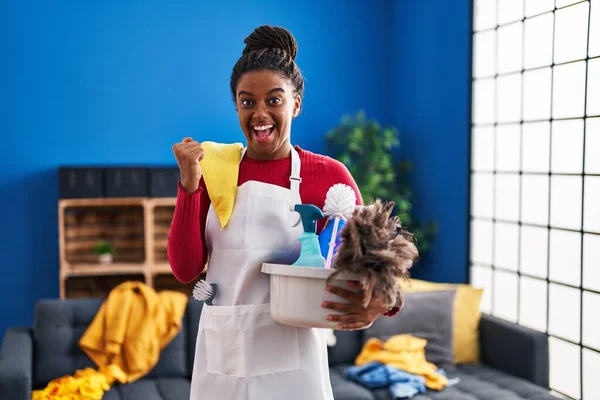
[58,197,201,299]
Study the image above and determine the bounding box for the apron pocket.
[203,304,301,378]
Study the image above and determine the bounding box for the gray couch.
[0,297,555,400]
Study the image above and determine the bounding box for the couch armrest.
[479,314,549,388]
[0,327,33,400]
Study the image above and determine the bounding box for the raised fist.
[172,137,204,193]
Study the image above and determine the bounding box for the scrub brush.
[192,280,218,305]
[327,199,419,309]
[322,184,357,269]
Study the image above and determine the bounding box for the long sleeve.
[167,177,211,283]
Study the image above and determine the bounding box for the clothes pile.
[344,334,459,399]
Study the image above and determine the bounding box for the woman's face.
[235,70,301,160]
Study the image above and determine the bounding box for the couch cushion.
[403,279,484,364]
[185,298,203,376]
[327,329,365,366]
[352,364,555,400]
[32,298,103,388]
[362,290,456,369]
[451,364,555,400]
[102,377,190,400]
[32,297,193,388]
[330,366,375,400]
[146,298,198,380]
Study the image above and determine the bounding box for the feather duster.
[327,199,419,309]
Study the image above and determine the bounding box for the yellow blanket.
[199,141,244,229]
[32,281,188,400]
[355,334,448,390]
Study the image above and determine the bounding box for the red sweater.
[167,146,364,284]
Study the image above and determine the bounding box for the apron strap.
[289,147,301,197]
[239,146,301,197]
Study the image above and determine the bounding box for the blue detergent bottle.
[292,204,326,268]
[318,217,346,259]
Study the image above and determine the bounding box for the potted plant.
[324,111,437,254]
[94,240,116,264]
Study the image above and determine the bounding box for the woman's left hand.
[321,281,391,330]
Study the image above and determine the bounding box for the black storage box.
[59,167,104,199]
[104,167,148,198]
[148,167,180,197]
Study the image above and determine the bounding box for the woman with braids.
[168,25,400,399]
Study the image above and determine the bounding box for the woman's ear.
[293,95,302,118]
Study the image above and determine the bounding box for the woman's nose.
[253,102,269,118]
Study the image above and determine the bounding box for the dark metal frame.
[468,1,599,399]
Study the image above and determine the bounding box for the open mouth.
[252,124,275,143]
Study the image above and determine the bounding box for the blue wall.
[393,0,472,284]
[0,0,395,338]
[0,0,472,339]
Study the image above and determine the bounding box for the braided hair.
[230,26,305,106]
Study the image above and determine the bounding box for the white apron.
[190,146,334,400]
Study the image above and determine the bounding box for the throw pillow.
[362,289,456,368]
[403,279,484,364]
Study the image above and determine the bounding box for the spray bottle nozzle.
[294,204,324,233]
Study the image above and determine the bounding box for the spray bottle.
[292,204,326,268]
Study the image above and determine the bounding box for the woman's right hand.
[173,137,204,193]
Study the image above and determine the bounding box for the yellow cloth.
[31,365,126,400]
[355,334,448,390]
[403,279,484,364]
[199,141,244,229]
[32,282,188,400]
[78,281,188,383]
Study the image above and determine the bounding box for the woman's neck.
[245,142,292,161]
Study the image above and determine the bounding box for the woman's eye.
[242,99,253,107]
[269,98,282,105]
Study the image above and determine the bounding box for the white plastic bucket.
[261,263,361,329]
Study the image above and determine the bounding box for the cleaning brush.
[322,184,357,269]
[327,199,419,309]
[192,280,218,305]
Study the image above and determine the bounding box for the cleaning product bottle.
[318,217,346,259]
[292,204,326,268]
[318,183,357,268]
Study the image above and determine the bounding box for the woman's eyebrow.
[267,88,285,95]
[238,88,285,98]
